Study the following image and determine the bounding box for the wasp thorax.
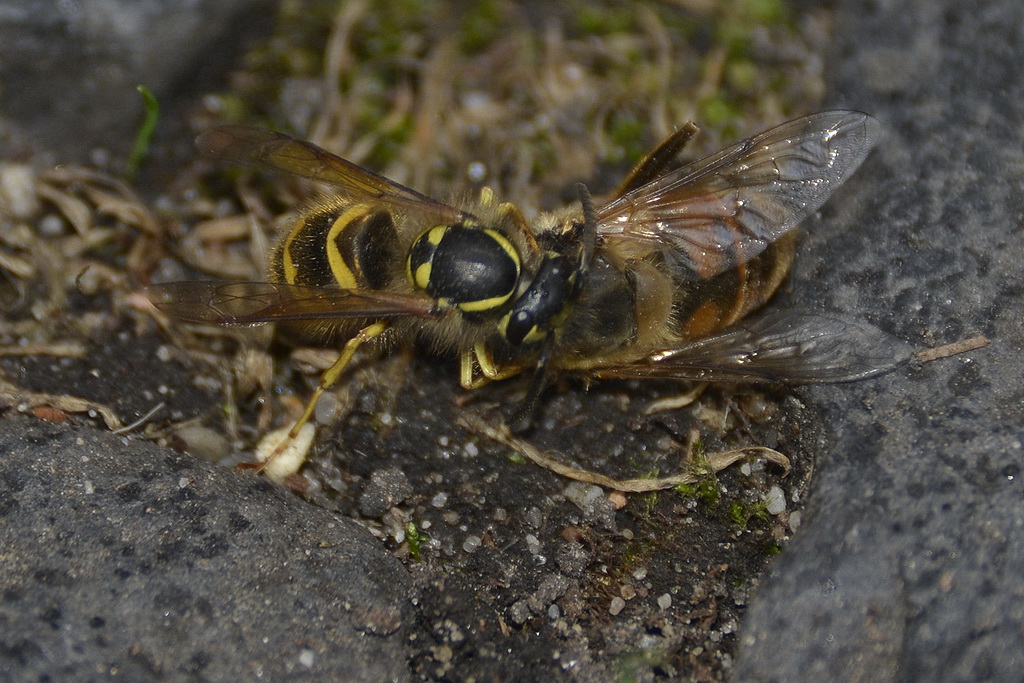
[407,224,520,317]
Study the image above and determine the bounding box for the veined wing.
[147,281,439,325]
[596,111,880,279]
[197,125,470,223]
[592,310,912,383]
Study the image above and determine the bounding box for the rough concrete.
[735,1,1024,680]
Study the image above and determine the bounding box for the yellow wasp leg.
[255,321,388,481]
[459,350,480,389]
[459,341,527,390]
[288,321,388,439]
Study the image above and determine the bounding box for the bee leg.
[643,382,709,415]
[255,321,388,481]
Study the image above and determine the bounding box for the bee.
[148,111,909,474]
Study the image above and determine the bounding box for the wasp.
[148,111,909,476]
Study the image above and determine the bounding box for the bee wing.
[147,281,438,325]
[596,111,880,278]
[592,310,913,383]
[197,125,470,223]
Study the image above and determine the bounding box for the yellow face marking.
[325,205,374,290]
[498,311,546,345]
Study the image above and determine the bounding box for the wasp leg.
[256,321,388,481]
[459,341,524,390]
[643,382,709,415]
[291,321,388,438]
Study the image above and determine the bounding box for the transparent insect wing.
[146,281,437,325]
[596,111,881,279]
[196,125,469,222]
[594,310,913,384]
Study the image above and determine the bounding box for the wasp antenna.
[509,336,555,432]
[576,182,598,271]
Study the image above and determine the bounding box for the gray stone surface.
[735,1,1024,680]
[0,417,412,681]
[0,0,273,162]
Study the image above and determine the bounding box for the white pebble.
[765,485,787,515]
[255,423,315,482]
[788,511,802,531]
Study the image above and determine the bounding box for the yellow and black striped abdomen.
[271,198,400,291]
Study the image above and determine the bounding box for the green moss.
[729,498,769,529]
[616,647,671,682]
[505,450,528,465]
[737,0,788,26]
[406,521,424,562]
[605,112,648,164]
[725,59,760,93]
[698,97,742,131]
[458,0,507,54]
[575,4,638,36]
[636,490,660,521]
[674,474,721,507]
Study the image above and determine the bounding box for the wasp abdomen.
[272,200,400,290]
[669,234,796,339]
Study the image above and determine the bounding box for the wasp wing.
[592,310,912,383]
[596,111,880,279]
[147,281,439,325]
[197,125,470,223]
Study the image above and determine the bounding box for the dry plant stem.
[0,377,122,430]
[644,382,709,415]
[915,335,989,363]
[459,413,790,493]
[0,342,87,358]
[111,402,165,434]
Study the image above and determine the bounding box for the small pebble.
[765,485,787,515]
